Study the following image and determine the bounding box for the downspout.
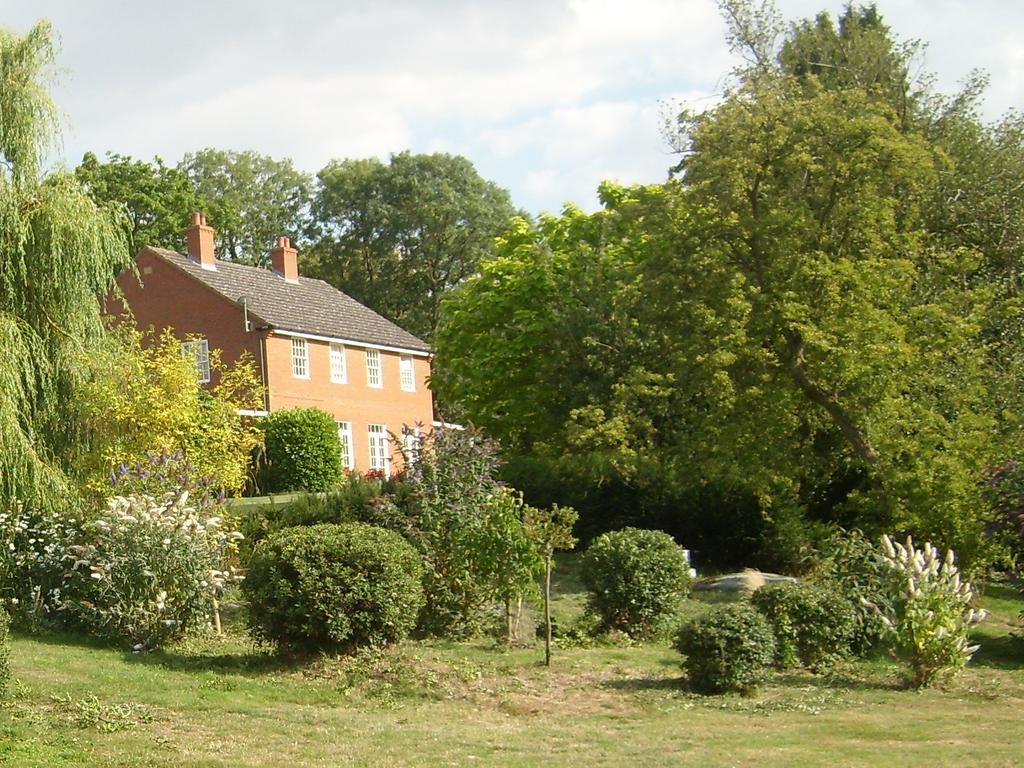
[256,325,271,412]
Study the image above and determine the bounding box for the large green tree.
[178,148,312,265]
[0,22,130,510]
[307,151,517,342]
[75,151,201,254]
[436,2,1021,567]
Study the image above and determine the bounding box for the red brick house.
[112,213,434,475]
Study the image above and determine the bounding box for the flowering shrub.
[581,527,693,638]
[59,493,243,649]
[818,527,895,654]
[110,451,224,508]
[0,503,79,626]
[877,535,987,687]
[398,426,536,639]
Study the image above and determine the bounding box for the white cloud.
[8,0,1024,213]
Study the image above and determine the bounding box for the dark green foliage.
[676,603,776,695]
[238,473,404,562]
[818,528,896,654]
[580,527,692,638]
[179,148,312,266]
[258,408,342,493]
[243,523,424,653]
[983,460,1024,572]
[751,582,856,670]
[75,151,201,254]
[0,609,9,696]
[309,151,516,341]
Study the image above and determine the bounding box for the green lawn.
[2,577,1023,767]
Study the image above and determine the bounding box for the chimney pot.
[270,236,299,283]
[185,211,216,269]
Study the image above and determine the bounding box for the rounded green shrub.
[259,408,342,493]
[676,603,776,694]
[580,527,693,638]
[244,523,424,653]
[751,582,856,671]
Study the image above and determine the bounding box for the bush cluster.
[258,408,342,493]
[0,503,78,627]
[581,527,692,638]
[65,493,243,649]
[400,427,539,639]
[751,582,856,670]
[818,527,895,654]
[244,523,424,653]
[676,604,776,694]
[238,473,401,562]
[1,492,241,649]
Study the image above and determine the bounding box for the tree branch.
[782,329,879,464]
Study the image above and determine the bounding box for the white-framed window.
[365,348,382,388]
[181,339,210,383]
[368,423,390,474]
[291,337,309,379]
[329,343,347,384]
[400,354,416,392]
[337,420,354,470]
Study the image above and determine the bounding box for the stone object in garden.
[692,570,798,599]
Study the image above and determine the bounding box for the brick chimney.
[185,212,216,269]
[270,236,299,283]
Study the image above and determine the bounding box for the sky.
[5,0,1023,216]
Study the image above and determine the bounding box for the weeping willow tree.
[0,22,130,510]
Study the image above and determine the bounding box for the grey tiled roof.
[147,247,430,353]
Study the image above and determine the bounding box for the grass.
[2,572,1023,767]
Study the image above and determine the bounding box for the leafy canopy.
[435,2,1023,569]
[0,22,131,512]
[308,151,517,342]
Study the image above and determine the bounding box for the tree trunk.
[544,553,553,667]
[782,329,879,465]
[505,596,513,646]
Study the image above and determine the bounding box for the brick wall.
[265,334,434,472]
[114,250,435,474]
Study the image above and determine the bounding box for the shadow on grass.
[15,625,306,677]
[968,631,1024,670]
[119,645,300,676]
[600,674,687,693]
[776,668,906,692]
[600,660,908,697]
